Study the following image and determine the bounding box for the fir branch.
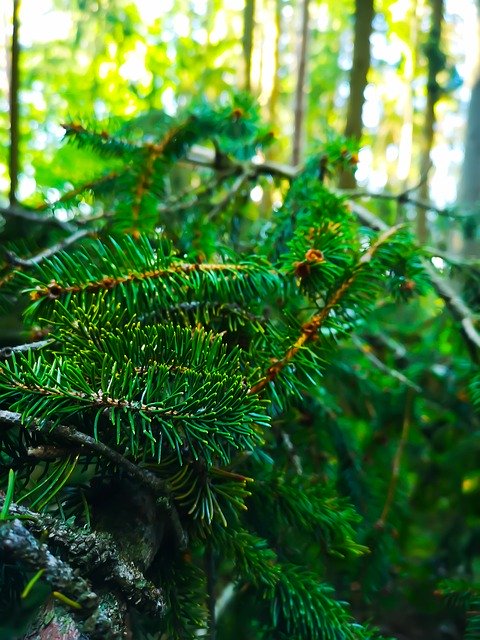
[4,229,93,267]
[0,409,187,549]
[34,169,125,212]
[62,122,140,158]
[20,235,280,324]
[128,145,163,236]
[349,200,480,358]
[28,259,263,302]
[249,224,405,394]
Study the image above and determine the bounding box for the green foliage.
[0,97,479,640]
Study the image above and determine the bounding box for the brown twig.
[349,200,480,359]
[376,390,414,528]
[4,229,93,267]
[343,189,469,218]
[0,410,187,550]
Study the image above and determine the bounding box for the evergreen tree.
[0,95,478,639]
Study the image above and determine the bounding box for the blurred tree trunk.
[339,0,374,189]
[8,0,20,206]
[243,0,255,91]
[457,0,480,256]
[396,0,419,191]
[269,0,282,124]
[417,0,444,243]
[292,0,310,165]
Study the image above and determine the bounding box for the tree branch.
[4,229,93,267]
[0,517,113,639]
[0,497,166,617]
[343,189,471,218]
[0,410,187,550]
[0,339,53,359]
[349,201,480,359]
[0,204,76,232]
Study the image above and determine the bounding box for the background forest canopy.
[0,0,479,239]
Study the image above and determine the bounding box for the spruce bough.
[0,96,476,639]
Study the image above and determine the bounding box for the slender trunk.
[243,0,255,91]
[8,0,20,206]
[269,0,282,124]
[417,0,444,243]
[291,0,310,165]
[396,0,419,189]
[457,2,480,256]
[339,0,374,188]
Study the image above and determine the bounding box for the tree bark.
[8,0,20,206]
[417,0,444,243]
[243,0,255,92]
[269,0,282,125]
[339,0,374,189]
[291,0,310,165]
[457,1,480,256]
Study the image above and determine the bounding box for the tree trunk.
[291,0,310,165]
[8,0,20,206]
[339,0,374,189]
[243,0,255,92]
[457,2,480,255]
[396,0,419,190]
[417,0,444,243]
[268,0,282,125]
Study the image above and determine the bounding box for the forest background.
[1,1,480,640]
[1,0,480,245]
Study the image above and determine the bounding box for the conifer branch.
[349,201,480,358]
[34,169,125,212]
[129,146,162,236]
[28,259,264,302]
[4,229,93,267]
[0,410,187,550]
[249,225,404,394]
